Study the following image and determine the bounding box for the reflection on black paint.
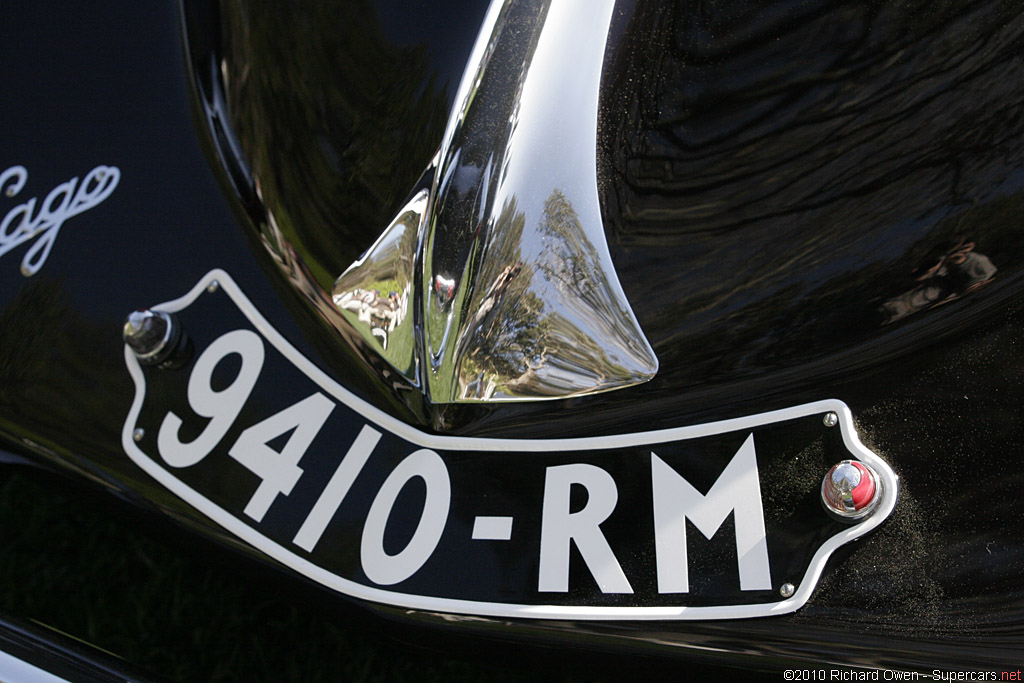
[201,0,1024,435]
[880,238,997,324]
[599,0,1024,397]
[218,0,477,289]
[186,0,489,422]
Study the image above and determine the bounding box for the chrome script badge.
[0,164,120,276]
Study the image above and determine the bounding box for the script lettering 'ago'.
[1,164,120,276]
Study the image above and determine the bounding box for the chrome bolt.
[132,428,145,442]
[823,412,838,428]
[831,462,862,492]
[780,583,795,598]
[822,459,882,521]
[4,186,15,197]
[207,280,220,293]
[123,309,178,365]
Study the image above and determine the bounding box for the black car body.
[1,0,1023,679]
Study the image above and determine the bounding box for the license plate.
[122,269,897,620]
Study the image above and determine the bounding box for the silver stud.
[4,185,15,197]
[780,583,795,598]
[822,459,883,521]
[123,309,176,365]
[823,412,838,428]
[132,428,145,442]
[207,280,220,293]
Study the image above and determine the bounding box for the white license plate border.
[121,268,899,621]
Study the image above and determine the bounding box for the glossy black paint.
[0,0,1022,674]
[0,611,160,683]
[601,0,1024,421]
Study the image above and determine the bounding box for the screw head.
[207,280,220,293]
[780,583,796,598]
[4,186,15,197]
[823,412,839,427]
[132,428,145,442]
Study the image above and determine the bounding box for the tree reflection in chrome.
[453,190,652,401]
[332,0,657,403]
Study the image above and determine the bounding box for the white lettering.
[1,165,120,276]
[158,330,264,468]
[471,516,513,541]
[294,425,381,551]
[538,464,632,594]
[651,434,771,593]
[228,392,335,521]
[360,449,450,585]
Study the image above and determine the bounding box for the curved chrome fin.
[333,168,430,388]
[334,0,658,403]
